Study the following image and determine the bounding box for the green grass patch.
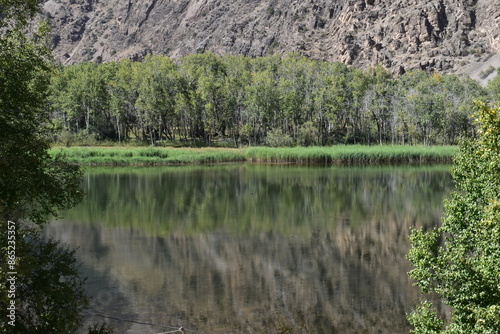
[50,145,458,166]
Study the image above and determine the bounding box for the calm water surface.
[47,164,453,334]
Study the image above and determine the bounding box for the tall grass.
[244,145,458,165]
[50,147,246,165]
[50,145,458,166]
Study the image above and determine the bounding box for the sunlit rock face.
[43,0,498,74]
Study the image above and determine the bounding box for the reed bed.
[244,145,458,165]
[50,147,246,165]
[50,145,458,166]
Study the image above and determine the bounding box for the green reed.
[49,147,246,165]
[244,145,458,164]
[50,145,458,165]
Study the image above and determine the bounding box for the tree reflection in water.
[48,165,453,333]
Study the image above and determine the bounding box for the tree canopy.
[407,101,500,333]
[0,1,92,332]
[0,0,82,225]
[49,53,489,147]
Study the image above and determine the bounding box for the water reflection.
[47,165,453,333]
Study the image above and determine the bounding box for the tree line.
[49,52,497,147]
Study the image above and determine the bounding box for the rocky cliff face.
[43,0,499,74]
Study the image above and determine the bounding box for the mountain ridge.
[43,0,499,76]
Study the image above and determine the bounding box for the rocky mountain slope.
[43,0,499,75]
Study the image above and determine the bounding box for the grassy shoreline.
[49,145,459,166]
[245,145,458,164]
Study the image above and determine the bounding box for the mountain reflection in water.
[47,165,453,333]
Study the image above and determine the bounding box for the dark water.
[46,164,453,334]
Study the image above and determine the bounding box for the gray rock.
[41,0,500,75]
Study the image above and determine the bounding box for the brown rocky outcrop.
[43,0,499,74]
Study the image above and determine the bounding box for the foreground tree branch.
[408,101,500,333]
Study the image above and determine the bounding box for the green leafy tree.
[0,1,93,332]
[221,55,252,147]
[244,68,278,145]
[178,53,222,144]
[407,75,446,145]
[265,128,294,147]
[441,74,485,144]
[297,121,319,146]
[0,0,42,29]
[50,62,113,141]
[106,59,141,143]
[0,17,81,225]
[487,68,500,103]
[277,54,311,138]
[407,101,500,333]
[344,67,370,144]
[135,55,180,145]
[312,62,350,144]
[363,65,394,144]
[47,53,486,147]
[196,54,227,146]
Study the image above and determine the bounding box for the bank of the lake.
[49,145,458,165]
[245,145,458,164]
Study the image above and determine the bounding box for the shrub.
[297,121,319,146]
[265,129,294,147]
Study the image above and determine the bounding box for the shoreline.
[49,145,459,166]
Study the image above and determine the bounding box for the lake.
[46,164,454,333]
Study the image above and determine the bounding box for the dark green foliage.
[265,128,294,147]
[297,121,319,146]
[407,102,500,333]
[0,7,82,226]
[1,227,89,334]
[49,54,489,147]
[88,323,115,334]
[487,68,500,103]
[407,301,444,334]
[0,0,43,29]
[0,1,100,333]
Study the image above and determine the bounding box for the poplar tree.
[407,101,500,333]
